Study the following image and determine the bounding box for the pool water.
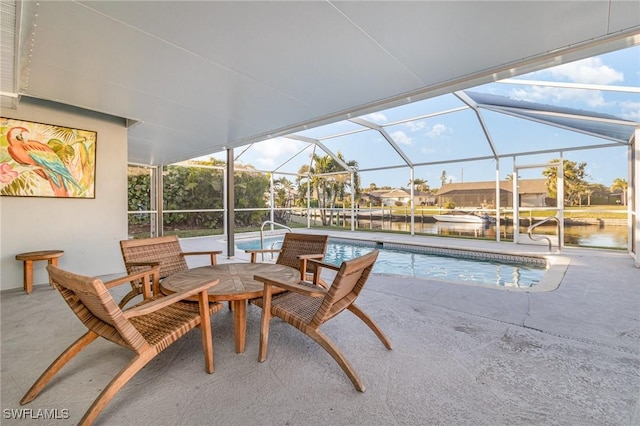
[236,236,546,289]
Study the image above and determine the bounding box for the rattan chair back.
[276,233,328,274]
[120,235,189,279]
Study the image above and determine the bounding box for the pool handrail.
[527,216,560,252]
[259,221,292,261]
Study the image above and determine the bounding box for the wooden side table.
[15,250,65,294]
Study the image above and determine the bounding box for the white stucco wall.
[1,98,129,291]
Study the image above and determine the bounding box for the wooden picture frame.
[0,117,97,198]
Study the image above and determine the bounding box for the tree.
[542,159,589,206]
[440,170,448,186]
[409,178,429,192]
[611,178,628,206]
[128,159,272,233]
[273,176,294,208]
[296,152,360,226]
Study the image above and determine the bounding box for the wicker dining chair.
[119,235,223,308]
[245,233,329,287]
[253,249,392,392]
[20,264,222,426]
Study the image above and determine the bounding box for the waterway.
[351,219,628,249]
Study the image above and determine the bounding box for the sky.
[206,45,639,190]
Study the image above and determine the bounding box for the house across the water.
[436,179,549,208]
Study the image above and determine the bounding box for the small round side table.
[15,250,65,294]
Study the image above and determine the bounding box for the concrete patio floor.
[1,230,639,425]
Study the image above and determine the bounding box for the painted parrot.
[6,126,82,197]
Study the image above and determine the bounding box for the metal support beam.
[632,129,639,266]
[226,148,235,258]
[156,165,163,237]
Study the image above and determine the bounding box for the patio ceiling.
[2,1,639,166]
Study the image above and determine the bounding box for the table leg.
[231,299,247,353]
[48,258,59,287]
[23,260,34,294]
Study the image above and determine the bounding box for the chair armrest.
[297,253,326,283]
[307,258,340,271]
[124,261,161,268]
[182,250,223,256]
[104,265,160,290]
[254,275,327,298]
[297,253,324,260]
[123,278,220,318]
[181,250,223,265]
[245,248,282,263]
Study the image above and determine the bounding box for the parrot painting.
[6,126,83,197]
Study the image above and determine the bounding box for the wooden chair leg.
[307,328,365,392]
[21,331,99,404]
[78,351,156,426]
[348,304,392,350]
[198,291,214,373]
[258,284,273,362]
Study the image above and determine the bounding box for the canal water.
[344,219,628,249]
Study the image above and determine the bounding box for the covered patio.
[2,231,638,424]
[1,2,639,425]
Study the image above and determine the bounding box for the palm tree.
[273,177,293,208]
[296,153,359,226]
[611,178,628,206]
[542,159,589,206]
[408,178,429,192]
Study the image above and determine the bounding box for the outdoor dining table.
[160,262,300,353]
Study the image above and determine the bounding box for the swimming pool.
[235,236,548,289]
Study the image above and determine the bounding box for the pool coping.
[236,232,570,293]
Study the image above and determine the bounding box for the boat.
[434,211,494,223]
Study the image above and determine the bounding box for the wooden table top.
[16,250,64,261]
[160,262,300,302]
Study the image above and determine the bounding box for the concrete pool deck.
[1,230,639,425]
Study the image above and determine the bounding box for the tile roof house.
[436,179,548,208]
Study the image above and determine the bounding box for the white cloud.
[544,57,624,84]
[512,56,626,107]
[619,100,640,121]
[390,130,413,145]
[361,112,388,123]
[510,86,606,108]
[254,157,275,168]
[427,123,449,138]
[252,137,304,156]
[404,120,426,132]
[246,137,305,168]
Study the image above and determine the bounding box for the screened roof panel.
[319,129,407,171]
[357,93,467,125]
[480,109,616,154]
[295,120,365,140]
[383,108,496,165]
[189,46,639,190]
[231,137,315,175]
[466,91,637,143]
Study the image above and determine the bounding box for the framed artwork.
[0,117,97,198]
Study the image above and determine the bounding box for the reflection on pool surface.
[236,236,547,289]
